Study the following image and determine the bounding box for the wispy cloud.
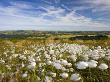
[41,0,53,5]
[0,0,109,31]
[9,1,34,9]
[82,0,110,12]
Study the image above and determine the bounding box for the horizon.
[0,30,110,32]
[0,0,110,31]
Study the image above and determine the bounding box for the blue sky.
[0,0,110,31]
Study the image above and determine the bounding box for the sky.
[0,0,110,31]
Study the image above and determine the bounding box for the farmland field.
[0,31,110,82]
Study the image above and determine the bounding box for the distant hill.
[0,30,110,39]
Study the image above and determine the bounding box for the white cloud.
[40,6,64,16]
[41,0,53,5]
[61,4,72,11]
[9,1,35,9]
[83,0,110,12]
[88,0,110,6]
[0,1,109,31]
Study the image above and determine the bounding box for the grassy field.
[0,31,110,82]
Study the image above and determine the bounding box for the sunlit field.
[0,0,110,81]
[0,36,110,82]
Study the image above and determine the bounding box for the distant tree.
[69,34,108,40]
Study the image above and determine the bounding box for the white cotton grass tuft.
[70,73,81,81]
[22,73,28,78]
[27,61,36,70]
[61,60,68,66]
[87,60,98,68]
[67,63,72,67]
[76,61,88,69]
[69,68,74,72]
[70,55,77,62]
[53,62,63,69]
[1,43,110,82]
[47,61,52,65]
[45,76,52,82]
[98,63,108,70]
[49,72,56,77]
[60,73,68,79]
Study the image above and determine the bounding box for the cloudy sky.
[0,0,110,31]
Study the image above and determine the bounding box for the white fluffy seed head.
[70,73,81,81]
[69,68,74,72]
[49,72,56,77]
[27,62,36,70]
[22,73,27,78]
[47,61,52,65]
[67,63,72,67]
[45,76,52,82]
[98,63,108,70]
[61,60,68,66]
[70,55,77,62]
[87,60,98,68]
[76,61,88,69]
[60,73,68,79]
[53,62,63,69]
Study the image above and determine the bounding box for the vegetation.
[0,31,110,82]
[69,34,108,40]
